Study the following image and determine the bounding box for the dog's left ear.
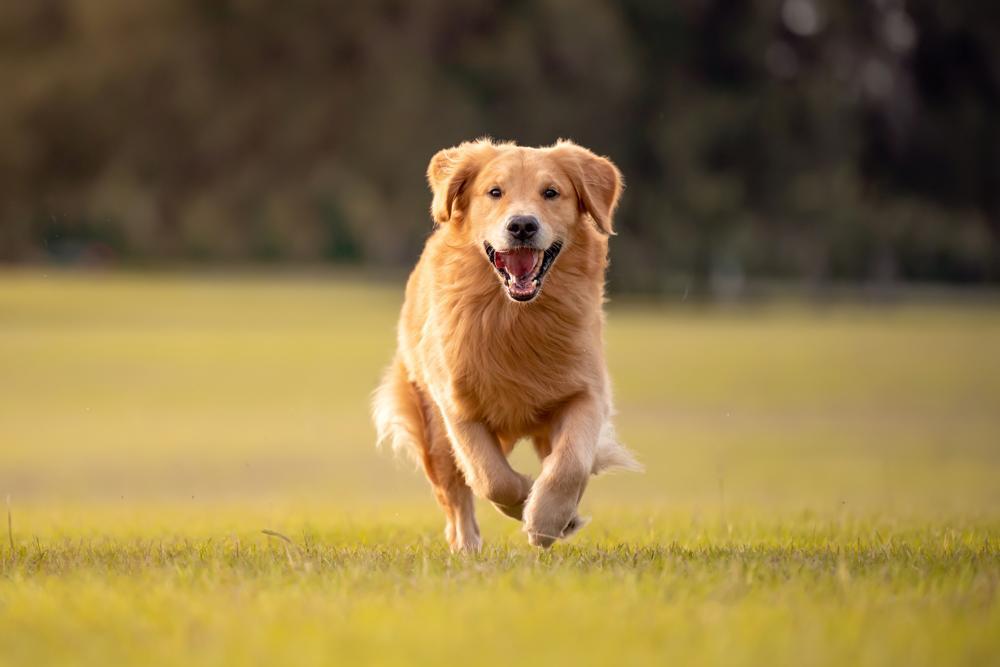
[551,140,623,235]
[427,139,500,225]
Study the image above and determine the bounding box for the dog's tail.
[592,421,643,475]
[371,358,427,469]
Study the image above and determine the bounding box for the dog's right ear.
[549,140,623,236]
[427,139,499,224]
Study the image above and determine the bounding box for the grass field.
[1,270,999,666]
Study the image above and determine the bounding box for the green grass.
[1,270,999,666]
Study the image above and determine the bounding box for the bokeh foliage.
[1,0,998,289]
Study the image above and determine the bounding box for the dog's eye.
[542,188,559,200]
[488,187,503,199]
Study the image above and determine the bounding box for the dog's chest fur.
[439,289,597,435]
[403,232,608,438]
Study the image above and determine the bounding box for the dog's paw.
[524,498,579,549]
[492,501,525,521]
[526,530,557,548]
[486,471,532,521]
[524,514,588,548]
[455,535,483,554]
[446,516,482,554]
[525,513,590,548]
[449,530,482,554]
[560,514,590,539]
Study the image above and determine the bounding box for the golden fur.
[373,138,640,552]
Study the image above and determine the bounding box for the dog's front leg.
[523,395,602,547]
[442,418,533,521]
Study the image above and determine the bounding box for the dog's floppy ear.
[427,139,500,224]
[550,140,623,235]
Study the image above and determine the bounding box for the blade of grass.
[6,494,13,554]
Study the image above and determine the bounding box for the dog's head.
[427,138,623,303]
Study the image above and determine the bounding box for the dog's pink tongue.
[496,248,536,279]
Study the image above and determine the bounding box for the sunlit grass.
[0,270,998,665]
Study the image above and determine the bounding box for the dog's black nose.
[506,216,539,242]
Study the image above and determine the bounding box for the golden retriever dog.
[373,138,640,552]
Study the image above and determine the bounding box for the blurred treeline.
[1,0,998,291]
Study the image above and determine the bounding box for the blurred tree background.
[0,0,997,293]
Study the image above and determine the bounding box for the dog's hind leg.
[372,360,480,552]
[423,401,481,553]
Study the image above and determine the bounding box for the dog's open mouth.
[484,241,563,302]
